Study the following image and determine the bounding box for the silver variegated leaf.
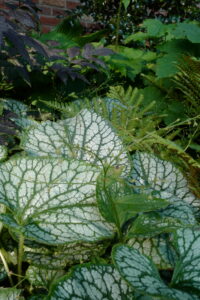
[26,266,65,289]
[0,204,6,233]
[0,265,7,282]
[128,235,176,269]
[24,248,66,270]
[128,214,184,238]
[25,241,106,268]
[21,109,130,173]
[159,200,197,225]
[131,152,199,207]
[14,118,38,130]
[0,288,22,300]
[47,264,134,300]
[0,157,114,245]
[113,245,198,300]
[57,242,107,266]
[172,228,200,292]
[0,146,7,162]
[2,99,28,117]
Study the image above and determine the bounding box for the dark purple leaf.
[67,47,81,58]
[25,36,49,58]
[82,43,95,59]
[72,60,100,71]
[70,59,83,64]
[14,10,36,29]
[91,47,114,56]
[89,57,107,68]
[4,29,31,64]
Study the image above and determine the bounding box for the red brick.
[66,1,80,9]
[41,0,65,8]
[52,8,65,16]
[0,0,6,9]
[42,25,52,33]
[40,16,60,26]
[40,5,52,15]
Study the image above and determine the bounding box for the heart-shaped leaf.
[116,194,169,213]
[96,168,133,225]
[130,152,199,207]
[0,146,7,162]
[26,266,65,289]
[2,99,28,118]
[25,241,106,268]
[122,0,131,10]
[47,264,134,300]
[0,265,7,283]
[21,109,130,173]
[13,117,38,130]
[0,288,22,300]
[172,228,200,292]
[0,157,114,245]
[113,244,198,300]
[128,235,176,269]
[160,200,197,225]
[128,213,184,238]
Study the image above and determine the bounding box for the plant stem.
[0,249,14,286]
[17,234,24,285]
[115,0,123,47]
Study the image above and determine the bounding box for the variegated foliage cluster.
[0,99,199,299]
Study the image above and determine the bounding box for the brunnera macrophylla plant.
[0,99,199,299]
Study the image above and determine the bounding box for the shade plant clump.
[0,95,198,299]
[0,1,200,299]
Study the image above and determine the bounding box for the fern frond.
[105,85,162,150]
[38,99,92,118]
[173,56,200,116]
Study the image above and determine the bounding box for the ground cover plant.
[0,1,200,299]
[0,97,199,299]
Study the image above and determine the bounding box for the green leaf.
[21,109,130,173]
[14,118,38,130]
[47,264,133,299]
[142,19,166,37]
[26,265,65,289]
[116,194,169,213]
[0,146,7,162]
[122,0,130,10]
[0,264,7,282]
[173,22,200,43]
[113,245,198,299]
[25,241,106,268]
[0,288,22,300]
[0,102,3,116]
[124,32,149,43]
[156,54,178,78]
[0,157,114,245]
[24,249,67,270]
[128,213,184,238]
[96,168,133,225]
[128,235,176,269]
[156,39,199,78]
[130,152,199,207]
[172,228,200,292]
[160,200,197,225]
[2,99,28,117]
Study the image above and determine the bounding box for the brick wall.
[0,0,81,32]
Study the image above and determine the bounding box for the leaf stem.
[0,249,14,286]
[17,234,24,285]
[115,0,122,47]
